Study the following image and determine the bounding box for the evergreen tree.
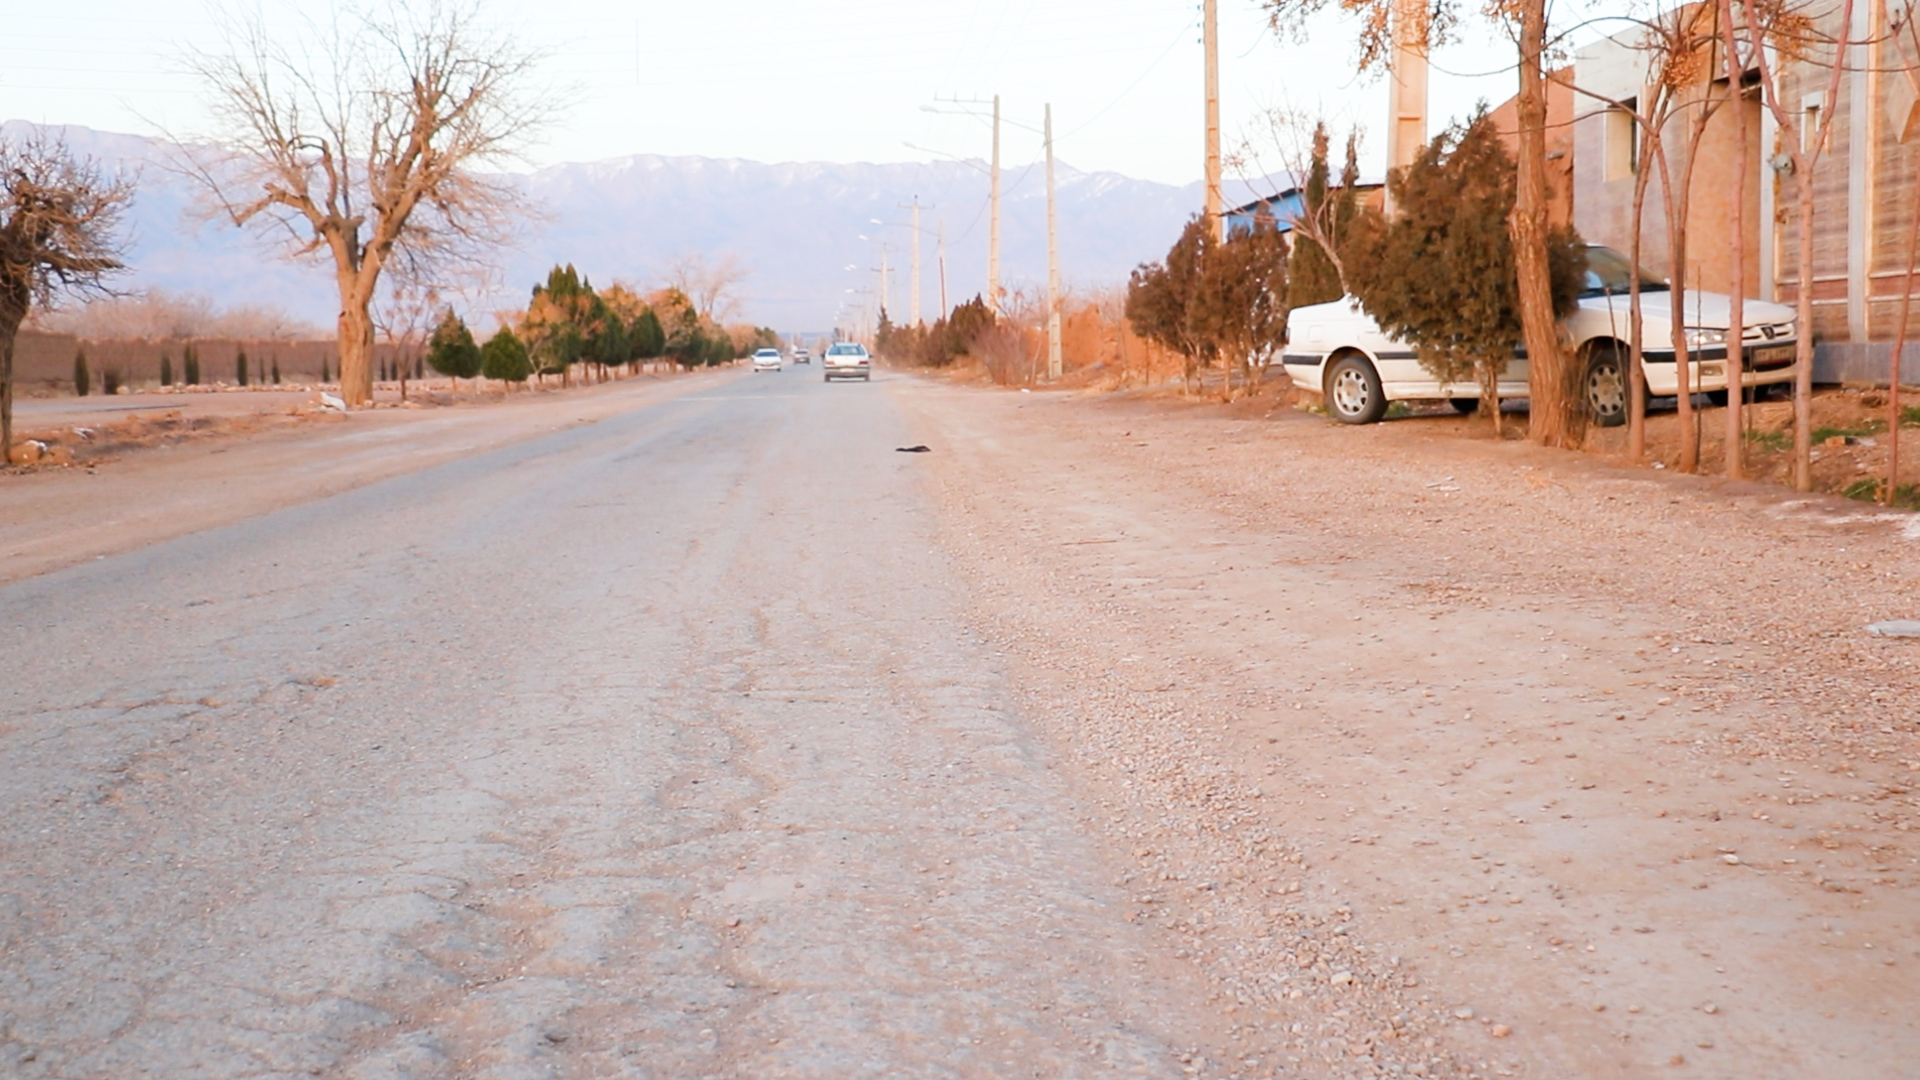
[236,347,250,387]
[102,367,120,395]
[1126,217,1215,390]
[319,355,329,383]
[425,308,482,380]
[1190,220,1290,398]
[183,344,201,386]
[480,326,531,386]
[629,307,665,360]
[1346,111,1584,430]
[160,352,173,387]
[271,358,280,384]
[73,348,89,396]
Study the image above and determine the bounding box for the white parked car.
[822,342,871,382]
[751,347,783,372]
[1280,246,1798,425]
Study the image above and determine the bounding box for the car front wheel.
[1324,354,1387,424]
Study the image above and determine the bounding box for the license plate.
[1751,344,1795,365]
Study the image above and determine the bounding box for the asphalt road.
[1,370,1205,1079]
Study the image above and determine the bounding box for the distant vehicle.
[752,348,783,372]
[791,348,812,365]
[823,342,871,382]
[1280,245,1798,426]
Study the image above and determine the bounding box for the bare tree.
[0,130,132,459]
[28,288,321,341]
[374,280,442,402]
[662,251,751,322]
[181,0,551,408]
[1741,0,1862,490]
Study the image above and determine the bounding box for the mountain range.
[6,121,1278,334]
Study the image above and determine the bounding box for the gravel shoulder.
[891,376,1920,1080]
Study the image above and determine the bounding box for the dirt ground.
[891,376,1920,1079]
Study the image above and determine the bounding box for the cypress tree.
[160,353,174,387]
[236,348,250,387]
[271,358,280,384]
[102,368,121,395]
[1288,123,1346,309]
[73,349,90,396]
[320,356,329,383]
[183,345,201,386]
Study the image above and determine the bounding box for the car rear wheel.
[1324,354,1387,424]
[1585,345,1631,428]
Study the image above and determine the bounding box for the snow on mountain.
[4,121,1219,332]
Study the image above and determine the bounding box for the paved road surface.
[1,371,1206,1078]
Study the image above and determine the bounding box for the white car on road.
[823,342,871,382]
[791,348,812,365]
[752,348,783,372]
[1280,246,1798,425]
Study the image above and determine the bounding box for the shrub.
[159,353,173,387]
[73,349,89,396]
[480,327,531,385]
[426,309,482,380]
[236,348,250,387]
[102,368,121,395]
[183,344,201,386]
[271,358,280,384]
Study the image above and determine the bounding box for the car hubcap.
[1587,361,1625,418]
[1332,368,1369,416]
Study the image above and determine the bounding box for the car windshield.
[828,344,864,355]
[1581,246,1669,297]
[755,349,779,356]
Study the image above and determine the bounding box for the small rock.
[1331,970,1355,986]
[1866,620,1920,638]
[1490,1024,1511,1038]
[1702,1003,1718,1014]
[1454,1007,1475,1020]
[1721,854,1741,865]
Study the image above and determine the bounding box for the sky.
[1,0,1542,187]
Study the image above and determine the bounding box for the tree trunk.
[1628,156,1652,460]
[1513,2,1578,448]
[1721,0,1748,479]
[0,281,26,462]
[336,304,376,407]
[1887,149,1920,504]
[1791,182,1818,490]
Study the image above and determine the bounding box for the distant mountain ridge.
[4,121,1263,332]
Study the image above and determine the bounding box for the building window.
[1604,102,1638,181]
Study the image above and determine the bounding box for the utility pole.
[989,93,1003,315]
[1203,0,1223,241]
[938,220,949,317]
[878,246,890,325]
[1384,0,1430,217]
[897,197,927,326]
[1046,103,1062,380]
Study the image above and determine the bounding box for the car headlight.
[1683,327,1725,349]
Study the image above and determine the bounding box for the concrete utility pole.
[1046,103,1063,380]
[878,246,890,324]
[989,93,1003,315]
[1203,0,1223,241]
[938,220,949,317]
[899,197,924,326]
[1384,0,1430,216]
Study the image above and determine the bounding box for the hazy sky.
[2,0,1538,186]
